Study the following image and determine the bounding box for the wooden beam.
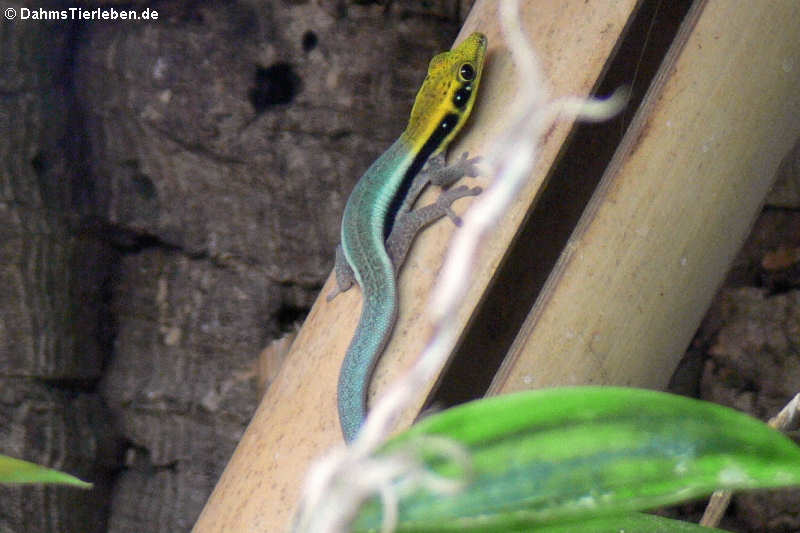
[490,0,800,395]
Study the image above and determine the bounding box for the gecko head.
[405,32,488,153]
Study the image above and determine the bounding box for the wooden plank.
[490,0,800,394]
[192,1,641,531]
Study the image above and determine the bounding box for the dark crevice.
[36,377,100,393]
[276,303,308,333]
[117,442,180,474]
[248,62,301,113]
[763,276,800,296]
[30,151,45,174]
[77,216,183,254]
[302,30,318,52]
[427,0,696,411]
[95,253,119,374]
[158,460,179,473]
[330,129,354,141]
[62,21,96,218]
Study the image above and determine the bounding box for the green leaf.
[530,512,729,532]
[0,454,92,488]
[351,387,800,532]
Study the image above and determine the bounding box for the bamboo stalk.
[490,0,800,395]
[192,1,641,531]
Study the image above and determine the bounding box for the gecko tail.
[337,285,397,443]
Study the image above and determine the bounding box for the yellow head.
[404,32,488,154]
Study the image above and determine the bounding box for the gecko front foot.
[435,184,483,226]
[387,181,482,268]
[427,152,482,188]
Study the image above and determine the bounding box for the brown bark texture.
[1,1,471,531]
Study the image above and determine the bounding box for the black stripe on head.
[383,113,460,240]
[453,83,472,109]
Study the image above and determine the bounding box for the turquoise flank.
[338,136,416,443]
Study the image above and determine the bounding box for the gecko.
[330,32,488,442]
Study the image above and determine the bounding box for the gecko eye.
[459,63,475,81]
[453,85,471,108]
